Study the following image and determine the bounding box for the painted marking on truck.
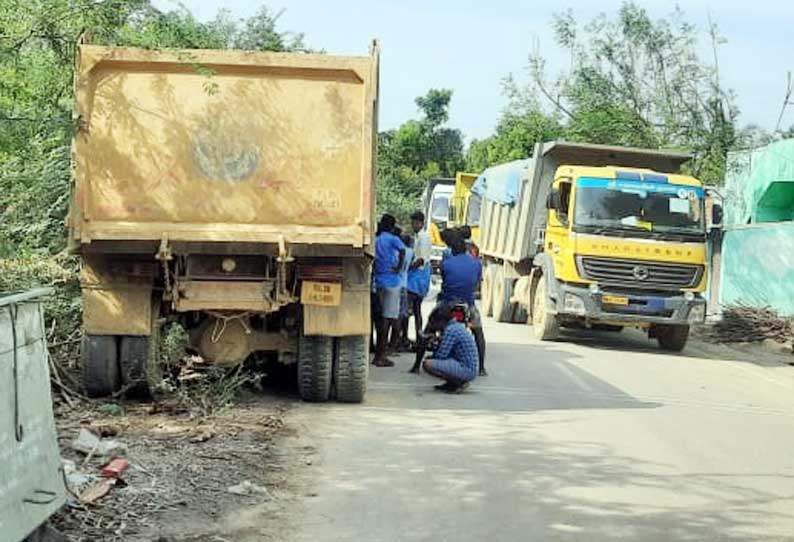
[311,189,342,211]
[260,178,289,191]
[192,136,260,182]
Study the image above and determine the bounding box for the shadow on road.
[294,404,794,541]
[366,339,661,413]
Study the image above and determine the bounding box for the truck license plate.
[602,295,629,306]
[301,281,342,307]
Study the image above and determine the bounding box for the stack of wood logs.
[706,305,794,343]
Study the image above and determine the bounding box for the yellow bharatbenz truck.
[477,141,719,351]
[67,43,379,402]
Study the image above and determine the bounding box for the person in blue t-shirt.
[438,229,487,376]
[373,214,405,367]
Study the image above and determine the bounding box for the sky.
[152,0,794,143]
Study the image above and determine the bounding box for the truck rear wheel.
[333,336,369,403]
[492,267,516,323]
[82,335,121,398]
[532,279,560,341]
[481,265,495,317]
[298,334,333,402]
[654,324,689,352]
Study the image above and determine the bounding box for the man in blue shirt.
[373,214,405,367]
[438,230,487,376]
[422,304,479,393]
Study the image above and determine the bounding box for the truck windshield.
[467,194,482,226]
[431,196,450,221]
[574,177,705,236]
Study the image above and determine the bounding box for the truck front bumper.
[552,284,706,326]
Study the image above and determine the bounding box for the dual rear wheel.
[296,334,369,403]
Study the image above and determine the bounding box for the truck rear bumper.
[553,283,705,326]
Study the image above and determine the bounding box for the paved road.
[283,318,794,542]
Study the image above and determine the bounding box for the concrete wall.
[719,222,794,315]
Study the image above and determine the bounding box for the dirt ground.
[51,390,311,542]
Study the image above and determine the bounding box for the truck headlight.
[563,293,586,315]
[687,304,706,323]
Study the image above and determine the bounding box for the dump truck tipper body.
[476,141,713,351]
[68,43,379,402]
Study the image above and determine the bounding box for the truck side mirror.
[711,203,724,228]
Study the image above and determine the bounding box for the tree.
[376,89,464,222]
[526,2,738,184]
[467,78,564,171]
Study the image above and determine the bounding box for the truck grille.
[577,256,703,290]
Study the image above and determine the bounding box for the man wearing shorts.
[373,214,405,367]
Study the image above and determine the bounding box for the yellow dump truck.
[68,43,379,402]
[449,172,481,245]
[478,142,719,351]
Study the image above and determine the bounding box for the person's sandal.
[374,359,395,367]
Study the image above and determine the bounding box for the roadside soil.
[51,391,311,542]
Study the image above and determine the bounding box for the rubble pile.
[705,305,794,344]
[52,402,288,542]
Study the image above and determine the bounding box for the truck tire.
[297,334,333,402]
[120,336,157,398]
[82,335,120,398]
[655,324,689,352]
[481,265,495,317]
[492,267,516,323]
[333,336,369,403]
[531,279,560,341]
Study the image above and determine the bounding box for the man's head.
[378,214,396,234]
[410,211,425,233]
[440,228,466,255]
[426,302,467,334]
[439,227,458,247]
[459,226,472,240]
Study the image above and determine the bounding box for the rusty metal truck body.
[68,43,379,402]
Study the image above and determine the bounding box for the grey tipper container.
[0,288,67,542]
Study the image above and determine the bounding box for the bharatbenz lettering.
[476,142,720,352]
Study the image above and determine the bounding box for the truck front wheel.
[82,335,121,398]
[297,334,333,402]
[654,324,689,352]
[333,336,369,403]
[532,279,560,341]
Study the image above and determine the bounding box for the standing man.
[373,214,405,367]
[408,211,432,343]
[438,231,487,376]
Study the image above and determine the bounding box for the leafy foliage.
[466,2,754,186]
[377,88,464,222]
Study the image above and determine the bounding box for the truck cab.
[537,166,709,349]
[425,181,455,271]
